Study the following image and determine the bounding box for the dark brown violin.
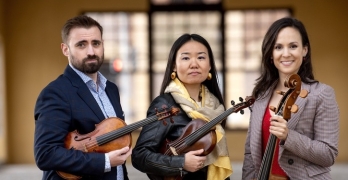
[159,96,255,180]
[57,107,180,180]
[257,74,308,180]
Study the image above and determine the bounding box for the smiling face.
[272,27,308,78]
[61,26,104,75]
[174,40,211,89]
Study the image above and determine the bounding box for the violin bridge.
[83,144,88,152]
[169,146,178,155]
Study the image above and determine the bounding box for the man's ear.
[61,43,69,57]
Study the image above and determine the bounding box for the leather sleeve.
[132,94,188,177]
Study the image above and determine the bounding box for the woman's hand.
[269,115,289,140]
[183,149,206,172]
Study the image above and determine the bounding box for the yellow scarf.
[164,78,233,180]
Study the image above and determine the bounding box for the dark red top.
[262,107,287,176]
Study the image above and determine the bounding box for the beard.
[70,53,104,74]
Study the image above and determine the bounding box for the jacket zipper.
[147,160,184,177]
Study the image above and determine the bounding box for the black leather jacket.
[132,93,230,180]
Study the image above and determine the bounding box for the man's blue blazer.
[34,65,128,180]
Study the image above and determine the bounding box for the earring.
[303,56,306,60]
[207,73,212,80]
[270,57,273,64]
[171,72,176,80]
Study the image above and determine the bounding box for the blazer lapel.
[77,87,106,121]
[250,91,272,168]
[64,65,105,121]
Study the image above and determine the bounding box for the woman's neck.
[185,84,202,102]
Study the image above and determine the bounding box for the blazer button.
[288,159,294,165]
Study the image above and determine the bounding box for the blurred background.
[0,0,347,179]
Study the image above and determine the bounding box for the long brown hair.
[252,17,317,99]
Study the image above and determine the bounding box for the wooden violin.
[256,74,308,180]
[159,96,255,180]
[57,107,180,180]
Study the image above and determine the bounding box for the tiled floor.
[0,162,347,180]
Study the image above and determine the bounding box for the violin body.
[64,117,131,153]
[159,119,217,180]
[157,97,255,180]
[57,107,180,180]
[161,119,217,156]
[57,117,131,180]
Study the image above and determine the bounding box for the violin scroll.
[156,107,180,120]
[231,96,255,114]
[156,106,180,125]
[272,74,308,120]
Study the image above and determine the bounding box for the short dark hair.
[61,15,103,43]
[252,17,317,99]
[160,34,224,106]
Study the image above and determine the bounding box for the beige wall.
[2,0,347,164]
[0,0,7,164]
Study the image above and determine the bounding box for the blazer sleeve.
[242,115,257,180]
[34,82,106,176]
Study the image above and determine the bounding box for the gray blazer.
[242,81,339,180]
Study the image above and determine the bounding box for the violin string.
[165,104,249,155]
[185,107,235,145]
[79,139,99,152]
[259,101,283,178]
[258,130,277,179]
[167,107,236,153]
[73,109,174,152]
[94,110,173,146]
[76,110,173,151]
[97,115,158,145]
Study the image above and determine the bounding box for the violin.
[159,96,255,180]
[57,107,180,180]
[257,74,308,180]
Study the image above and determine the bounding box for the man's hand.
[107,146,132,167]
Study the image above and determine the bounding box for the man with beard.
[34,15,132,180]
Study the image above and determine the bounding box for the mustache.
[83,55,100,61]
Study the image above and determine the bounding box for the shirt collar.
[69,64,107,90]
